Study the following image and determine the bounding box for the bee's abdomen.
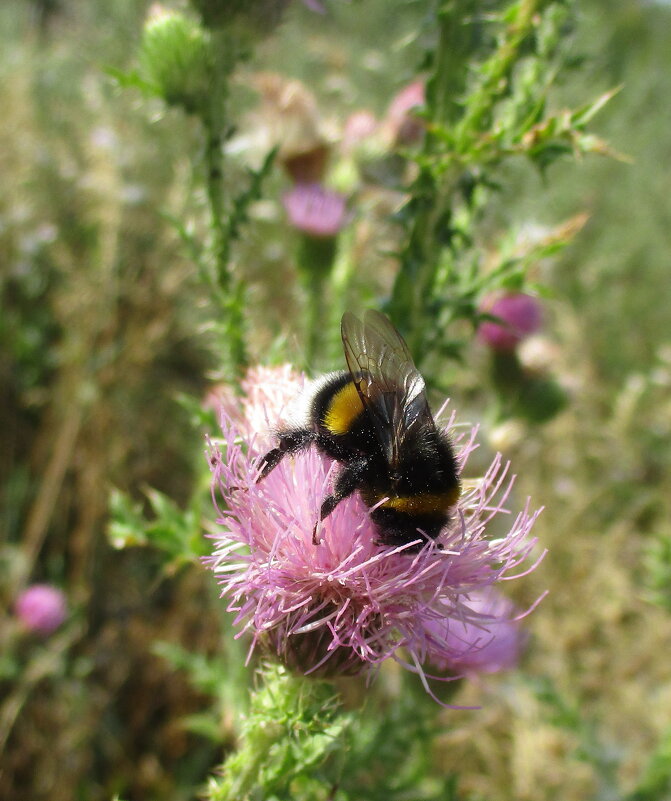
[369,506,450,547]
[364,483,461,547]
[370,489,460,515]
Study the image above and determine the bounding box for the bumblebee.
[257,310,461,549]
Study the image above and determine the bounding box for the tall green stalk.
[388,1,477,355]
[388,0,545,363]
[204,30,247,376]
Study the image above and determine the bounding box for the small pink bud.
[479,293,543,351]
[282,183,347,238]
[386,80,426,145]
[15,584,67,635]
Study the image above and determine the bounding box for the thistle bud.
[139,6,212,115]
[282,183,348,239]
[15,584,67,636]
[478,292,543,351]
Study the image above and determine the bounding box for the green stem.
[389,1,476,358]
[389,0,542,363]
[305,275,327,368]
[298,234,338,369]
[207,663,348,801]
[203,30,247,375]
[456,0,541,143]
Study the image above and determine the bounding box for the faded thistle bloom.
[208,367,543,690]
[478,292,543,351]
[241,73,331,183]
[15,584,67,635]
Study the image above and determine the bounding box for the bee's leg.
[256,428,315,482]
[312,458,368,544]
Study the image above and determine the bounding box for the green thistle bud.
[139,6,213,115]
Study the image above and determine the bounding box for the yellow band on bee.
[376,488,461,514]
[323,380,365,435]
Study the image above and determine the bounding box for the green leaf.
[571,85,622,127]
[105,65,161,97]
[107,488,150,549]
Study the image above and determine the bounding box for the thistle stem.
[203,30,247,375]
[389,0,541,363]
[388,1,476,358]
[298,234,338,368]
[206,663,346,801]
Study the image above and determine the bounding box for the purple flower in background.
[425,587,526,675]
[282,183,348,238]
[15,584,67,635]
[479,293,543,351]
[207,369,543,691]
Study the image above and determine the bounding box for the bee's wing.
[341,310,432,467]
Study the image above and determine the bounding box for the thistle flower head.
[15,584,67,635]
[425,587,526,675]
[282,183,348,238]
[207,367,543,690]
[206,364,304,439]
[479,293,543,351]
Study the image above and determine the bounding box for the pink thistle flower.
[302,0,327,13]
[15,584,67,635]
[424,587,526,675]
[204,365,304,442]
[207,371,544,693]
[282,183,348,238]
[478,292,543,351]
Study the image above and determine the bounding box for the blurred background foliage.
[2,0,671,799]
